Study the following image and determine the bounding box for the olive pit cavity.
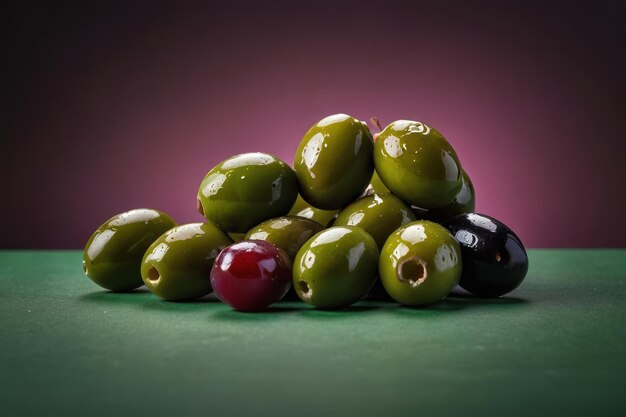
[397,257,428,287]
[147,266,161,283]
[298,281,312,297]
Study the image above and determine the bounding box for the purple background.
[4,1,626,249]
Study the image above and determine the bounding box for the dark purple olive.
[443,213,528,297]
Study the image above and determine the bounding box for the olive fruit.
[361,170,391,197]
[141,223,233,301]
[374,120,462,209]
[294,114,374,210]
[412,170,476,222]
[211,240,292,311]
[245,216,324,261]
[334,193,416,250]
[288,194,338,227]
[228,233,246,243]
[197,153,298,233]
[443,213,528,297]
[379,220,462,306]
[293,226,379,309]
[83,208,176,291]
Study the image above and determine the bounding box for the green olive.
[334,193,416,250]
[83,209,176,291]
[288,195,338,227]
[374,120,462,209]
[294,114,374,210]
[141,223,233,301]
[228,232,246,242]
[361,170,390,197]
[288,193,311,214]
[197,153,298,233]
[245,216,324,261]
[379,220,462,306]
[293,226,379,309]
[413,170,476,222]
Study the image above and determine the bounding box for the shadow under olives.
[78,288,528,315]
[297,303,382,320]
[446,292,528,306]
[392,299,468,315]
[390,292,529,317]
[210,305,301,322]
[139,297,221,314]
[160,293,222,304]
[79,288,152,305]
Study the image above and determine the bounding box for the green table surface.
[1,250,625,417]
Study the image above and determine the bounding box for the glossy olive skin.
[361,170,391,198]
[412,171,476,222]
[197,153,298,233]
[211,240,292,311]
[294,114,374,210]
[288,194,338,227]
[443,213,528,297]
[245,216,324,261]
[228,233,246,243]
[374,120,462,209]
[335,192,416,302]
[334,193,416,250]
[294,226,379,309]
[141,223,233,301]
[83,209,176,291]
[379,220,462,306]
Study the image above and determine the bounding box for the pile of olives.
[83,114,528,310]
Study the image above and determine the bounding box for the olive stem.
[370,117,383,142]
[196,198,204,216]
[370,117,383,132]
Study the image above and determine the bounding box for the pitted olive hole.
[147,266,161,283]
[82,261,88,276]
[196,198,204,215]
[495,250,510,265]
[298,281,312,298]
[397,257,428,287]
